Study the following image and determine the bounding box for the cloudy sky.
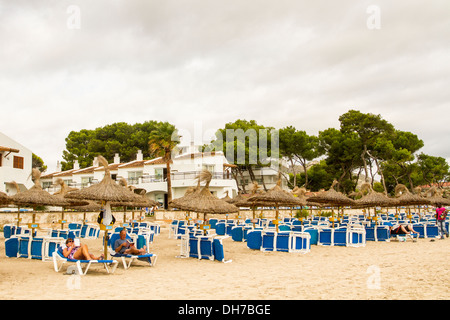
[1,0,449,172]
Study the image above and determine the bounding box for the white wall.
[0,132,33,194]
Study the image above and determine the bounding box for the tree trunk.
[166,154,172,203]
[361,145,370,182]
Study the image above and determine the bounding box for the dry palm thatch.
[394,184,431,206]
[248,179,302,231]
[53,178,88,207]
[110,178,159,208]
[306,180,355,207]
[234,182,269,207]
[65,156,138,203]
[220,190,233,203]
[425,187,450,206]
[0,191,9,206]
[71,200,102,212]
[248,180,300,207]
[228,190,250,205]
[291,186,308,207]
[355,183,398,208]
[171,170,239,214]
[10,169,68,207]
[168,177,202,210]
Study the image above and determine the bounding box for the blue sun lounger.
[187,235,232,263]
[53,246,118,275]
[108,232,157,269]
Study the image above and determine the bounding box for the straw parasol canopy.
[425,187,450,206]
[110,178,159,208]
[306,180,355,207]
[247,180,300,207]
[355,183,398,208]
[168,178,201,210]
[220,190,233,203]
[65,155,144,258]
[10,169,68,208]
[394,184,431,206]
[65,156,138,204]
[247,179,301,231]
[0,191,9,206]
[72,200,102,212]
[170,170,239,215]
[53,178,88,207]
[233,182,268,207]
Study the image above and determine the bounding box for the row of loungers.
[170,213,448,256]
[3,221,161,275]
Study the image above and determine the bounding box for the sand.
[0,221,449,300]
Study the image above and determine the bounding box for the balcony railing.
[43,171,233,192]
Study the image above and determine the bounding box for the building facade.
[41,149,239,209]
[0,132,33,194]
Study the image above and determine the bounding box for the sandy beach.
[0,219,449,301]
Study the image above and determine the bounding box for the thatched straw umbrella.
[112,178,159,224]
[246,179,300,232]
[394,184,431,221]
[168,179,202,224]
[355,183,398,223]
[65,155,141,258]
[306,180,356,227]
[10,169,68,237]
[53,178,88,229]
[233,182,270,226]
[71,200,102,224]
[0,191,9,206]
[7,181,23,227]
[291,187,309,222]
[220,190,233,203]
[425,187,450,207]
[170,170,239,232]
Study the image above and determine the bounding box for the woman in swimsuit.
[63,238,104,260]
[390,223,419,235]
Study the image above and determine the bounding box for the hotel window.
[81,176,93,186]
[202,164,215,172]
[13,156,24,169]
[128,171,143,184]
[154,168,163,181]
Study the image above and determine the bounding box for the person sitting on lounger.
[63,238,104,260]
[114,229,147,255]
[389,223,419,236]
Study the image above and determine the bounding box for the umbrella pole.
[61,208,65,230]
[252,206,256,228]
[276,205,279,233]
[17,207,21,227]
[32,207,36,239]
[123,207,127,225]
[83,211,87,225]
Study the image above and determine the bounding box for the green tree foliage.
[417,153,449,187]
[206,119,276,192]
[32,153,47,172]
[279,126,322,189]
[61,121,163,171]
[148,122,180,204]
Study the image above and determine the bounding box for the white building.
[41,149,238,209]
[0,132,33,194]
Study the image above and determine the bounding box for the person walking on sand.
[435,204,449,240]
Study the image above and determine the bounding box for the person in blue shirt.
[114,229,147,255]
